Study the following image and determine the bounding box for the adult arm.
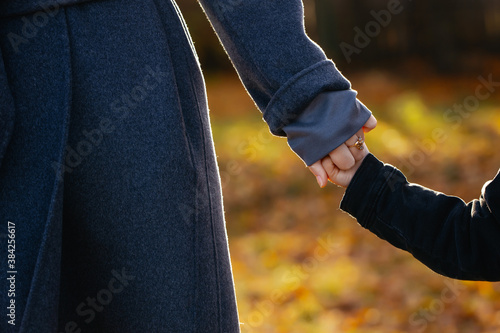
[340,154,500,281]
[196,0,372,166]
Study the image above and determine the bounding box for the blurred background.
[178,1,500,332]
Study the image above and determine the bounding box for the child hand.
[308,115,376,187]
[320,141,369,187]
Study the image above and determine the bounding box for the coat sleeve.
[196,0,372,165]
[340,154,500,281]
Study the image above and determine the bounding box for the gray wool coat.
[0,0,371,332]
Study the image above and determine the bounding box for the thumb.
[308,161,328,188]
[363,114,377,133]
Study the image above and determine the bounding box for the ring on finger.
[348,136,364,150]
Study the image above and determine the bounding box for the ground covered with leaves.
[207,62,500,333]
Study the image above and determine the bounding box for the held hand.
[319,144,369,187]
[308,115,376,187]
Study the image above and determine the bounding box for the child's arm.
[339,153,500,281]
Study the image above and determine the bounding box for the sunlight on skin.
[209,74,500,332]
[308,114,377,188]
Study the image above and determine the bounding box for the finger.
[320,156,337,181]
[349,144,369,166]
[308,161,329,188]
[348,135,370,161]
[344,132,364,147]
[363,115,377,133]
[329,144,355,170]
[347,143,365,162]
[321,156,350,188]
[334,164,358,188]
[331,169,350,188]
[345,129,369,158]
[329,158,364,188]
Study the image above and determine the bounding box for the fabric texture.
[0,46,15,170]
[1,1,239,332]
[0,0,372,331]
[0,0,372,165]
[341,154,500,281]
[283,91,370,165]
[198,0,372,165]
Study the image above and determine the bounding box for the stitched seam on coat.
[19,8,72,331]
[167,2,222,331]
[152,1,203,330]
[151,0,196,172]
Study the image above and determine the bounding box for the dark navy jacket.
[341,154,500,281]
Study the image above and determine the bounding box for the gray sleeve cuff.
[283,90,372,166]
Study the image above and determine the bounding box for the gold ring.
[349,136,364,150]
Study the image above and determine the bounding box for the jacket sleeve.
[197,0,371,165]
[340,154,500,281]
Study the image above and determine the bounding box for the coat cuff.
[283,90,372,166]
[263,60,354,137]
[340,153,397,227]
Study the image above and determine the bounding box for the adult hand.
[319,142,369,187]
[308,114,376,187]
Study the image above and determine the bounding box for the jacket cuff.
[263,60,353,137]
[283,90,371,166]
[340,153,395,228]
